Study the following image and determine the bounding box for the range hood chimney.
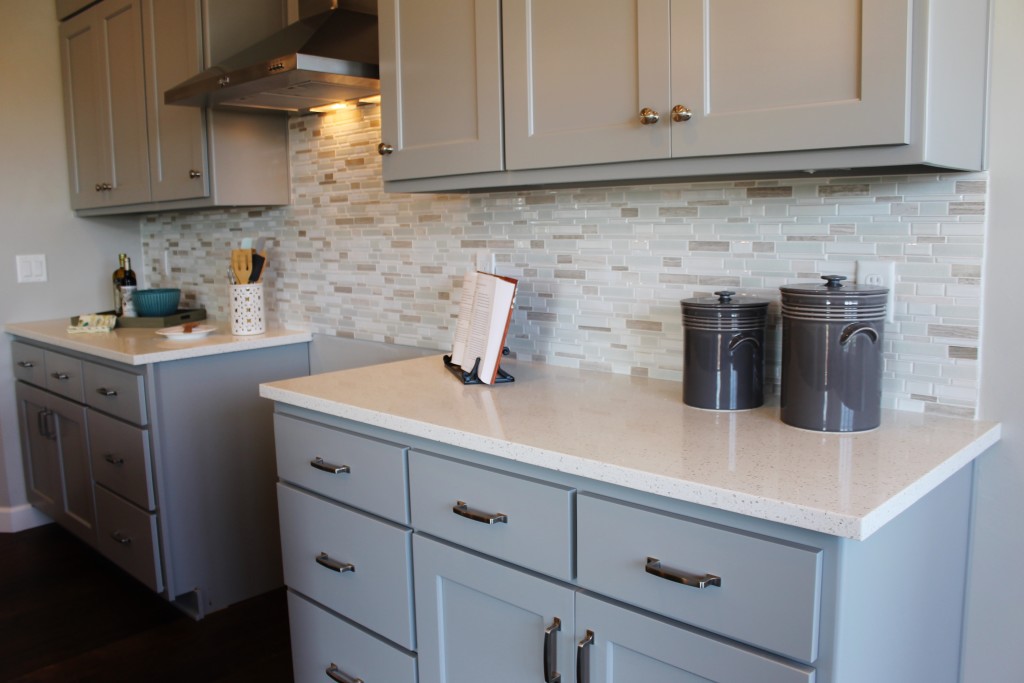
[165,1,379,114]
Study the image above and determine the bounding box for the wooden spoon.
[231,249,252,286]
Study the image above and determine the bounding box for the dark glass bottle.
[120,256,138,317]
[113,253,127,315]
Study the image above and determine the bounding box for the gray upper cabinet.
[58,0,290,215]
[377,0,504,181]
[506,0,911,170]
[382,0,990,193]
[59,0,151,210]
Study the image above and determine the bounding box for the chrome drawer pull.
[50,372,70,381]
[576,630,594,683]
[544,617,562,683]
[16,360,35,368]
[310,457,350,475]
[104,454,125,466]
[96,387,118,397]
[645,557,721,589]
[111,531,132,545]
[325,663,363,683]
[453,500,508,525]
[316,552,355,573]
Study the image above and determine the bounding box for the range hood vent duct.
[165,7,379,114]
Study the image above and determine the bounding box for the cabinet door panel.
[101,0,152,205]
[414,535,576,683]
[53,396,96,543]
[379,0,504,180]
[576,594,815,683]
[504,0,671,170]
[15,384,63,520]
[59,12,108,209]
[143,0,209,202]
[671,0,911,157]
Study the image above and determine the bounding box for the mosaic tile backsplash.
[142,106,986,417]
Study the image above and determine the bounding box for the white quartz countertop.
[6,318,311,365]
[260,355,1000,540]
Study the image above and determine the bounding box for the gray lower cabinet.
[413,534,575,683]
[12,337,309,617]
[15,381,95,544]
[271,404,974,682]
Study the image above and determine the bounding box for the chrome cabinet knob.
[96,183,103,192]
[96,182,112,191]
[672,105,693,122]
[639,107,660,125]
[189,169,202,179]
[377,142,394,156]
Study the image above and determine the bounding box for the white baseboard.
[0,503,51,533]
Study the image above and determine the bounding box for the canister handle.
[839,322,879,346]
[728,332,761,351]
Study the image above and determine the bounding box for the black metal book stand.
[443,348,515,385]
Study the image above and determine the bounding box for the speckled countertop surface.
[6,318,311,365]
[260,355,1000,541]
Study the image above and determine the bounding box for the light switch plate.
[16,254,47,283]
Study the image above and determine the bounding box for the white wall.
[961,0,1024,679]
[0,0,141,530]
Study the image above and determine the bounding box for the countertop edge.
[6,323,312,365]
[260,383,998,540]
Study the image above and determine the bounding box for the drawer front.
[274,413,409,524]
[11,341,47,386]
[43,350,84,403]
[577,493,822,663]
[409,450,575,581]
[94,486,163,593]
[287,590,417,683]
[277,483,415,650]
[88,409,155,510]
[83,362,147,426]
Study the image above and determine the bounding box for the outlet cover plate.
[856,260,895,322]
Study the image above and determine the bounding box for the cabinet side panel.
[151,344,309,612]
[831,465,973,683]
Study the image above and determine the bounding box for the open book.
[449,270,518,384]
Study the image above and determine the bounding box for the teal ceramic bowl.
[133,288,181,317]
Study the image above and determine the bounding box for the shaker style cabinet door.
[14,383,96,544]
[59,0,151,210]
[142,0,209,202]
[413,535,576,683]
[16,384,63,523]
[378,0,504,180]
[503,0,911,170]
[574,594,815,683]
[503,0,672,170]
[669,0,911,158]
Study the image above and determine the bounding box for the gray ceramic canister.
[779,275,888,432]
[681,291,769,410]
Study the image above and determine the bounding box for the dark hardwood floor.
[0,523,293,682]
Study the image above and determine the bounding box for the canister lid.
[779,275,888,298]
[780,275,888,320]
[681,291,769,331]
[680,290,770,310]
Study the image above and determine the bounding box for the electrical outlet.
[856,260,895,323]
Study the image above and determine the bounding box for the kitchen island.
[261,355,999,683]
[6,318,311,618]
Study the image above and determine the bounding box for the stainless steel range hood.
[165,6,379,114]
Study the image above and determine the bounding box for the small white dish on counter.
[156,324,217,341]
